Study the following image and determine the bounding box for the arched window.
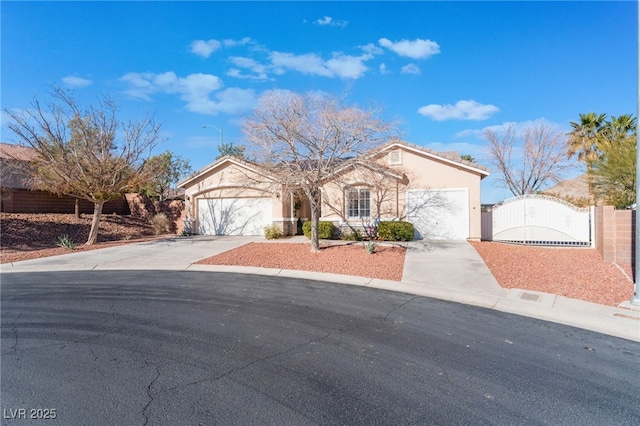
[347,188,370,219]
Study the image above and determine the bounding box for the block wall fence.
[594,206,635,267]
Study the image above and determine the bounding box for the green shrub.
[56,234,76,250]
[341,229,362,241]
[302,221,335,239]
[264,224,283,239]
[150,213,170,236]
[377,221,414,241]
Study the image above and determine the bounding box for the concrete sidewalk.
[2,235,639,342]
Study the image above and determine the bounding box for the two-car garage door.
[197,190,468,239]
[198,198,272,236]
[406,189,469,240]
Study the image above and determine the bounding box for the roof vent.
[388,149,402,165]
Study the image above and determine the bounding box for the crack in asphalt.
[141,360,161,426]
[156,329,338,397]
[382,296,419,323]
[2,312,22,354]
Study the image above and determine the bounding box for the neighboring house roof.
[0,143,37,189]
[0,143,37,161]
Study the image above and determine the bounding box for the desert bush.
[341,229,362,241]
[377,221,414,241]
[56,234,76,250]
[364,241,378,254]
[150,213,170,236]
[264,224,283,239]
[302,221,334,239]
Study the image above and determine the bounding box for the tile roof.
[376,139,490,175]
[0,143,37,161]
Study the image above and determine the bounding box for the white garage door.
[406,189,469,240]
[198,197,272,236]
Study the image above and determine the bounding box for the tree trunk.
[309,202,320,253]
[74,197,80,219]
[586,164,595,205]
[85,201,105,245]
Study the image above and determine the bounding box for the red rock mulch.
[196,242,407,281]
[469,241,634,307]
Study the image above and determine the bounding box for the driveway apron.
[0,236,258,272]
[401,240,507,298]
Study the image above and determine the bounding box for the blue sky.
[1,1,637,203]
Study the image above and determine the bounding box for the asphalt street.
[1,270,639,425]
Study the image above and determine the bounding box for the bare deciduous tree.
[484,122,572,197]
[241,90,395,252]
[5,89,162,245]
[320,159,405,237]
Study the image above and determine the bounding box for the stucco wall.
[389,148,484,239]
[321,166,403,222]
[181,160,290,234]
[320,146,485,239]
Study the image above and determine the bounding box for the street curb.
[2,237,639,343]
[184,264,640,342]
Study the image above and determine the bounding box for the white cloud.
[418,100,499,121]
[401,64,421,75]
[314,16,347,27]
[222,37,252,47]
[213,88,257,114]
[326,54,370,79]
[61,76,93,88]
[361,43,383,56]
[379,63,390,74]
[455,118,566,139]
[379,37,440,59]
[190,39,222,58]
[119,71,254,115]
[227,56,269,80]
[120,71,222,101]
[270,52,330,76]
[269,51,371,79]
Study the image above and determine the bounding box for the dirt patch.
[1,212,159,264]
[196,242,406,281]
[469,241,634,307]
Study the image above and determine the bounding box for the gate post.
[590,206,596,248]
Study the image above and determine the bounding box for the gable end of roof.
[378,139,490,176]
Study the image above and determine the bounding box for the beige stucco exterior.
[178,141,489,239]
[320,142,488,240]
[179,157,295,234]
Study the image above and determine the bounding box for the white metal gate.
[481,195,593,246]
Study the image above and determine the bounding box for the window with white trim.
[347,188,371,219]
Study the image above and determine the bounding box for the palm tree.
[567,112,607,201]
[602,114,637,142]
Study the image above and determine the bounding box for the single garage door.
[406,189,469,240]
[198,197,272,236]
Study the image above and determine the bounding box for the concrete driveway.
[0,236,257,272]
[1,236,504,299]
[402,240,506,298]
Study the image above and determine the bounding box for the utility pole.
[632,2,640,306]
[202,125,223,148]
